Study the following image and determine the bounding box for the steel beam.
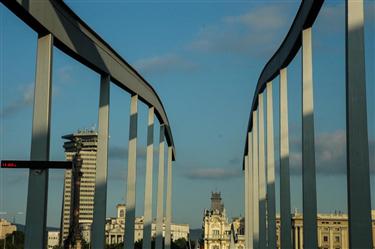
[252,110,259,249]
[244,155,249,249]
[142,107,155,249]
[156,125,165,249]
[345,1,373,248]
[247,132,254,249]
[266,82,276,249]
[279,68,292,249]
[24,33,53,249]
[92,74,111,249]
[302,27,318,249]
[165,146,173,249]
[1,0,176,159]
[124,94,138,249]
[258,93,267,249]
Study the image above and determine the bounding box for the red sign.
[1,160,72,169]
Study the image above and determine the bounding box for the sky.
[0,0,374,230]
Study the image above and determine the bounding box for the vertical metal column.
[258,94,267,249]
[266,82,276,249]
[165,146,173,249]
[248,132,254,249]
[345,1,373,248]
[92,74,111,249]
[25,33,53,249]
[279,68,292,249]
[155,125,165,249]
[124,94,138,249]
[142,107,154,249]
[244,155,249,249]
[302,27,318,249]
[252,111,259,249]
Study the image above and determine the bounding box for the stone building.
[0,219,16,240]
[60,129,98,244]
[104,204,190,245]
[276,210,375,249]
[47,231,60,249]
[202,192,245,249]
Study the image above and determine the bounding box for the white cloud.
[0,83,34,118]
[187,4,295,58]
[289,130,374,175]
[184,167,242,180]
[134,54,197,76]
[224,5,289,31]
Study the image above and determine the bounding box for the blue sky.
[0,1,374,229]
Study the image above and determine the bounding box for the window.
[323,236,329,242]
[335,236,340,243]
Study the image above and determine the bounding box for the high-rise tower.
[60,130,98,244]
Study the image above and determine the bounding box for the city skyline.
[1,0,374,232]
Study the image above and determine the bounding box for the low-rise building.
[0,219,16,240]
[105,204,189,245]
[47,231,60,249]
[276,210,375,249]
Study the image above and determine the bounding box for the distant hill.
[189,228,202,241]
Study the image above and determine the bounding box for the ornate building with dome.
[202,192,245,249]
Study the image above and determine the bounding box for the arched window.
[119,209,124,218]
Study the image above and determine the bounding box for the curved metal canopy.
[243,0,324,168]
[2,0,176,159]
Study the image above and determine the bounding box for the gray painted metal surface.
[243,0,323,168]
[143,107,155,249]
[258,94,267,249]
[266,82,276,249]
[92,74,111,249]
[345,1,373,248]
[252,111,259,249]
[301,27,318,249]
[247,132,253,249]
[165,146,173,249]
[279,68,292,249]
[156,126,165,249]
[25,33,53,249]
[124,95,138,249]
[1,0,175,159]
[244,155,249,249]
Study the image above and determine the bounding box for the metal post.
[244,155,249,249]
[247,132,253,249]
[92,74,110,249]
[155,125,165,249]
[124,94,138,249]
[266,82,276,249]
[24,33,53,249]
[142,107,154,249]
[252,110,259,249]
[165,146,173,249]
[258,94,267,249]
[345,1,373,248]
[302,27,318,249]
[279,68,292,249]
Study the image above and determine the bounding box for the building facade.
[0,219,16,240]
[276,210,375,249]
[60,130,98,244]
[202,192,245,249]
[47,231,60,249]
[105,204,190,245]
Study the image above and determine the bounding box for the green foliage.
[0,231,25,249]
[172,238,187,249]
